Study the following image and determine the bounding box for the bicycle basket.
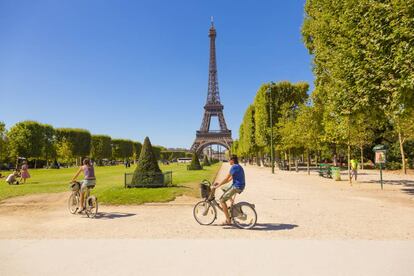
[70,182,80,191]
[200,180,211,199]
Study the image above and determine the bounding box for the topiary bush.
[202,155,211,166]
[131,137,164,186]
[188,152,203,170]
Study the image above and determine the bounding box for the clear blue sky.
[0,0,313,148]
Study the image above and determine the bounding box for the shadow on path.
[362,180,414,186]
[401,188,414,196]
[251,223,298,231]
[223,223,298,231]
[94,212,136,220]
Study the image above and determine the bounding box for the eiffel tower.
[191,18,233,154]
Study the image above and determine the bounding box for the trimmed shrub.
[202,155,211,166]
[131,137,164,186]
[188,152,202,170]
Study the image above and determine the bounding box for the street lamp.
[267,83,274,174]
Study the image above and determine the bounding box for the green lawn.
[0,163,221,204]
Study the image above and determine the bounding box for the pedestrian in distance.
[20,161,30,184]
[350,158,359,181]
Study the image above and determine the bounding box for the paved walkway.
[1,164,414,275]
[0,164,413,239]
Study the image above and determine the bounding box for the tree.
[188,152,202,170]
[91,135,112,164]
[202,154,211,166]
[132,137,163,186]
[0,122,8,164]
[112,139,134,161]
[41,124,56,167]
[303,0,414,175]
[240,104,257,161]
[8,121,45,166]
[254,81,309,164]
[56,128,91,164]
[152,146,164,160]
[294,104,323,174]
[231,140,240,157]
[393,108,414,173]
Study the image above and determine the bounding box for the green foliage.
[132,137,163,186]
[112,139,134,160]
[231,140,239,157]
[188,152,202,170]
[8,121,56,163]
[91,135,112,162]
[56,128,91,160]
[152,146,164,160]
[239,104,257,158]
[133,142,142,161]
[0,122,8,163]
[41,124,56,162]
[254,81,309,150]
[202,154,211,166]
[160,151,187,161]
[302,0,414,171]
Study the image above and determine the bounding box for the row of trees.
[232,0,414,174]
[0,120,166,167]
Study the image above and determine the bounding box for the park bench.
[318,164,332,178]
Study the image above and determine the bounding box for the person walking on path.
[350,158,359,181]
[71,158,96,214]
[20,161,30,184]
[213,155,246,225]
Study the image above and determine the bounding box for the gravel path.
[1,164,413,239]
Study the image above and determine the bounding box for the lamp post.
[373,144,387,190]
[267,83,274,174]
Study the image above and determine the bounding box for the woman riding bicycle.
[71,158,96,213]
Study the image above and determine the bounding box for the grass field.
[0,163,221,204]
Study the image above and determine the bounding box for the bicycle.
[68,181,98,218]
[193,180,257,229]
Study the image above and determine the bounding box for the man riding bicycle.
[213,155,245,225]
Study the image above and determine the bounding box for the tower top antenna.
[211,16,214,26]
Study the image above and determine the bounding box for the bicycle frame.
[205,187,237,215]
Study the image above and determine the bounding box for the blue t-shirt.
[230,164,245,191]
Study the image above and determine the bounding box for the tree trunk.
[288,149,291,171]
[398,130,407,174]
[307,149,310,175]
[348,143,351,184]
[34,159,37,169]
[360,145,364,170]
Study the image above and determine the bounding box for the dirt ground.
[0,164,413,239]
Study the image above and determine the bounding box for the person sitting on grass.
[71,158,96,213]
[5,170,20,185]
[213,155,245,225]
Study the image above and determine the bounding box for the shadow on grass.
[94,212,136,220]
[223,223,298,231]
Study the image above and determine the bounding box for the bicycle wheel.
[231,202,257,229]
[193,200,217,225]
[68,193,79,214]
[85,195,98,218]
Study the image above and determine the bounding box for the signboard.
[375,150,386,164]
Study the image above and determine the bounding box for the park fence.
[124,171,173,188]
